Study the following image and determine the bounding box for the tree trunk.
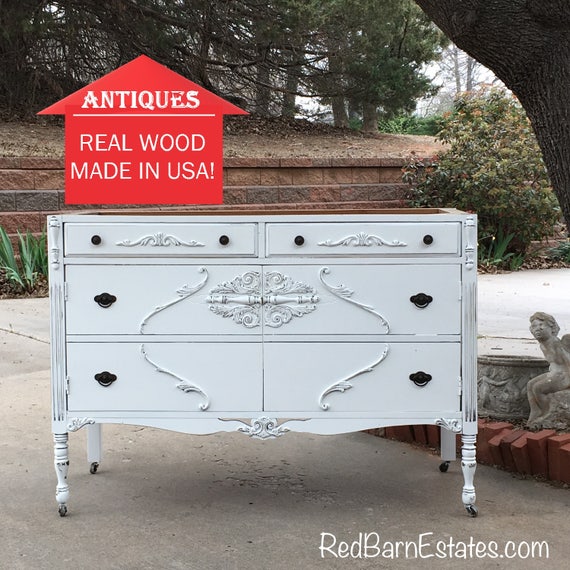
[362,103,379,133]
[415,0,570,235]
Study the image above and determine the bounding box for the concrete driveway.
[1,269,569,569]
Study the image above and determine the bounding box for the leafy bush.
[378,114,442,136]
[403,89,561,263]
[548,241,570,263]
[0,226,48,292]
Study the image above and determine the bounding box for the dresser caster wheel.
[465,504,478,517]
[58,505,68,517]
[439,461,450,472]
[89,462,99,474]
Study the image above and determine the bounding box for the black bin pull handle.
[94,293,117,308]
[410,293,433,309]
[94,371,117,387]
[409,371,432,387]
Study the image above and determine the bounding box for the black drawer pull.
[94,293,117,308]
[91,235,102,245]
[423,234,434,245]
[294,235,305,246]
[94,371,117,387]
[219,235,230,246]
[409,371,432,387]
[410,293,433,308]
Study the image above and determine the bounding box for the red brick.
[510,432,533,475]
[222,188,247,205]
[559,443,570,485]
[0,170,34,190]
[488,431,512,467]
[477,422,513,465]
[412,425,428,445]
[527,430,556,478]
[340,186,370,201]
[0,157,21,168]
[378,167,405,183]
[351,168,380,184]
[224,158,279,168]
[385,425,414,443]
[278,187,310,203]
[33,170,65,190]
[309,187,341,202]
[323,168,353,184]
[291,168,324,185]
[426,424,440,447]
[246,187,280,204]
[0,212,44,233]
[20,157,64,169]
[547,434,570,482]
[224,168,261,186]
[260,168,293,186]
[368,184,407,201]
[280,158,331,168]
[499,430,527,471]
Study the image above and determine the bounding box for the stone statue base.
[478,355,548,420]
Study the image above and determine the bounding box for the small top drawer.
[266,222,461,256]
[64,223,258,257]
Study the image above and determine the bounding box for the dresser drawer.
[64,222,258,257]
[65,264,264,335]
[263,264,461,336]
[67,342,263,412]
[263,342,460,413]
[266,222,461,256]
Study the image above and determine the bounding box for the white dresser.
[48,209,478,516]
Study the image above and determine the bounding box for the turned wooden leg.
[54,433,69,517]
[461,433,478,517]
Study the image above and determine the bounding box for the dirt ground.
[0,115,444,159]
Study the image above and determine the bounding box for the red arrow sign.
[39,55,247,205]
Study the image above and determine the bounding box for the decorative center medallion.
[207,270,319,329]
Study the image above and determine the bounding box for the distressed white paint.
[50,210,478,516]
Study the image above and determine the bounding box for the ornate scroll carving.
[116,232,205,247]
[139,267,208,332]
[207,270,262,328]
[67,417,96,432]
[318,232,407,248]
[435,418,462,433]
[319,267,389,332]
[141,344,210,410]
[207,270,319,329]
[319,345,390,410]
[226,417,293,439]
[263,271,319,328]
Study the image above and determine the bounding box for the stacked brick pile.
[382,419,570,485]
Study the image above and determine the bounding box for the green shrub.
[548,241,570,263]
[403,89,560,263]
[378,114,442,136]
[0,226,48,292]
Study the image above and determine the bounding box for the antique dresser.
[48,209,478,516]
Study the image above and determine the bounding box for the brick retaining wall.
[0,156,408,235]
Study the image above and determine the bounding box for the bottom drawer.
[263,342,461,413]
[67,342,263,413]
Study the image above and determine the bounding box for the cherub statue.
[527,312,570,428]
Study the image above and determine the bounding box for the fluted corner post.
[54,433,69,516]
